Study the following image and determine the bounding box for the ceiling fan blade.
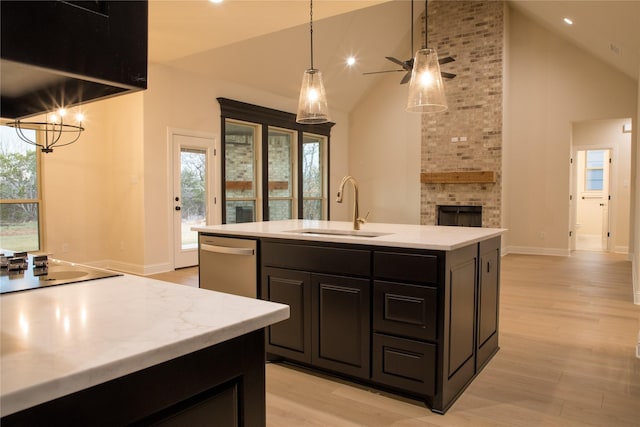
[438,56,455,65]
[441,72,457,80]
[385,56,406,67]
[400,71,412,85]
[363,69,405,76]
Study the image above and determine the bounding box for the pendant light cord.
[424,0,428,48]
[309,0,314,69]
[411,0,414,54]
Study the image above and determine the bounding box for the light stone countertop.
[0,273,289,416]
[194,219,506,251]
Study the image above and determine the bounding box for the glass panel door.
[225,120,258,223]
[180,148,207,250]
[172,133,214,268]
[267,127,295,220]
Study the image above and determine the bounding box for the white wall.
[38,93,146,267]
[348,73,421,225]
[504,6,637,256]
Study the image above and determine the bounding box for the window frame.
[218,98,334,223]
[584,149,606,192]
[0,122,45,251]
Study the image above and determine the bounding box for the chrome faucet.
[336,175,367,230]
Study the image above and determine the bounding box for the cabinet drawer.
[373,281,437,341]
[373,252,439,284]
[372,333,436,396]
[262,242,370,277]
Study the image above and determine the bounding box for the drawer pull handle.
[201,243,255,256]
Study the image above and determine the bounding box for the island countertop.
[0,274,289,416]
[194,219,505,251]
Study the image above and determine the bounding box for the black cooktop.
[0,252,122,295]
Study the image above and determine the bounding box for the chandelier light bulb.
[76,113,85,122]
[58,108,67,117]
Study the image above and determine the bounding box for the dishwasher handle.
[201,243,255,256]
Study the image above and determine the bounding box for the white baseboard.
[614,245,629,254]
[504,246,570,257]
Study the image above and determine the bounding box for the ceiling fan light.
[296,68,330,124]
[406,48,448,113]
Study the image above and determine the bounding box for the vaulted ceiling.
[148,0,640,113]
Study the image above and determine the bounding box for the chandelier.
[7,108,85,153]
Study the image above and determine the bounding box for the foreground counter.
[1,272,289,426]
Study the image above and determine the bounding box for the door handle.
[175,206,181,211]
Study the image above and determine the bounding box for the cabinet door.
[262,267,312,363]
[444,244,478,402]
[311,274,371,379]
[477,237,500,369]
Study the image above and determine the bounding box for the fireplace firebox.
[437,205,482,227]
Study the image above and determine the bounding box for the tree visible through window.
[0,125,42,251]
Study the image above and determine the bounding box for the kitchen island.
[195,219,505,414]
[0,272,289,426]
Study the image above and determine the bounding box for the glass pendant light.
[296,0,330,124]
[406,1,447,113]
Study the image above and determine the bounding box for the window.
[219,98,333,223]
[268,127,296,221]
[0,125,43,251]
[302,133,327,220]
[224,120,259,223]
[585,150,606,191]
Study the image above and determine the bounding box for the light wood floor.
[151,251,640,426]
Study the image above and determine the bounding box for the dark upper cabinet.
[1,1,148,119]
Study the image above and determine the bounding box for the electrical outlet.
[538,232,545,240]
[62,243,69,253]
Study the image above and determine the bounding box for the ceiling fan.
[364,0,456,84]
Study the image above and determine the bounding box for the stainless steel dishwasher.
[198,235,257,298]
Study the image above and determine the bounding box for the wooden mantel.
[420,171,496,184]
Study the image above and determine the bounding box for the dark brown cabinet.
[312,274,370,378]
[262,251,371,379]
[477,237,501,370]
[263,268,312,364]
[258,236,501,414]
[2,330,266,427]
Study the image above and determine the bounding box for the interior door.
[172,132,216,268]
[574,149,610,251]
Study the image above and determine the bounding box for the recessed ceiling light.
[346,56,356,67]
[209,0,223,3]
[563,17,573,25]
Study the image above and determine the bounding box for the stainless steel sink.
[285,228,390,238]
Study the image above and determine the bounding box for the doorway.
[570,118,633,255]
[574,149,611,251]
[170,130,217,268]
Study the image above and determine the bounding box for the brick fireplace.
[419,1,504,228]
